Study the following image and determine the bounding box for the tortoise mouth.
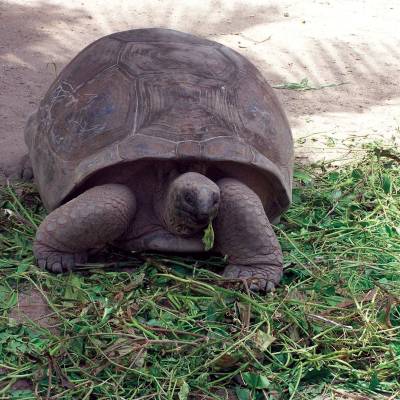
[168,207,217,237]
[173,221,202,236]
[177,209,211,228]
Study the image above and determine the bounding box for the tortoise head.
[163,172,220,236]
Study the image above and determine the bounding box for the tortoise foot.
[223,264,282,292]
[34,243,87,273]
[16,154,33,181]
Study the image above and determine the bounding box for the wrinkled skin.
[162,172,220,236]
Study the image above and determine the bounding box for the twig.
[374,148,400,163]
[308,314,353,330]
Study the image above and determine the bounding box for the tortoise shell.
[25,28,293,219]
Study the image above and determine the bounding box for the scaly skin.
[214,178,283,291]
[33,184,136,272]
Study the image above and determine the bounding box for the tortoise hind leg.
[214,178,283,292]
[34,184,136,272]
[11,154,33,181]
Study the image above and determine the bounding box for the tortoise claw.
[223,264,280,292]
[34,243,87,273]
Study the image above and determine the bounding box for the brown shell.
[26,28,293,218]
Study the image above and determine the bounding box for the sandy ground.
[0,0,399,175]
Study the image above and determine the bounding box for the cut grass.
[272,78,348,91]
[1,143,400,399]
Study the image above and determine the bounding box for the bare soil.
[1,0,399,174]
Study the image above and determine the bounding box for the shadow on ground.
[1,0,399,172]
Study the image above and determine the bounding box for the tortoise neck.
[175,161,208,176]
[153,168,179,232]
[186,162,207,175]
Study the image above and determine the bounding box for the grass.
[272,78,348,91]
[1,143,400,399]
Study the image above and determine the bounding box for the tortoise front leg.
[214,179,283,291]
[34,184,136,272]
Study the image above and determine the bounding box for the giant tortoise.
[23,28,293,291]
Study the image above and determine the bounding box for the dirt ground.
[0,0,399,175]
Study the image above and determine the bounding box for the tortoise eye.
[184,191,195,205]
